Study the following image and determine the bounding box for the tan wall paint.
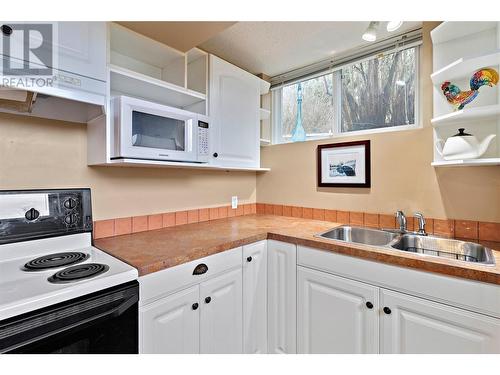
[0,114,256,220]
[256,22,500,222]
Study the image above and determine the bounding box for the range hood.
[0,88,37,113]
[0,83,105,124]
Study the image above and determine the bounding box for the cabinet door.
[0,22,106,81]
[267,240,297,353]
[243,241,268,354]
[57,22,107,81]
[297,267,379,353]
[140,285,200,354]
[380,289,500,353]
[200,268,243,353]
[209,55,260,168]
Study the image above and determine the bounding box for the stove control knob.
[25,208,40,221]
[64,198,77,209]
[64,213,77,225]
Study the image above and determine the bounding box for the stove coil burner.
[48,263,109,284]
[24,252,89,270]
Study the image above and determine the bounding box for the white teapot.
[436,128,496,161]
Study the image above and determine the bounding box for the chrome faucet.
[414,212,427,236]
[395,210,407,233]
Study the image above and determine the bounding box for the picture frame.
[317,140,371,188]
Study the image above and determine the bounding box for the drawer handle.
[383,307,392,315]
[193,263,208,275]
[247,256,252,262]
[205,296,211,304]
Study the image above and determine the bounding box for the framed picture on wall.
[317,140,371,188]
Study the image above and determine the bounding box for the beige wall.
[0,114,256,220]
[1,22,498,223]
[256,22,500,222]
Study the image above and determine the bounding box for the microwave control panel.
[197,120,209,159]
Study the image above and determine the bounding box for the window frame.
[272,45,421,144]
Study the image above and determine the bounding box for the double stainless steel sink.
[316,226,495,265]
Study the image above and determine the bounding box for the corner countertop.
[94,214,500,285]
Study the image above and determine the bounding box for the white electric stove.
[0,189,139,353]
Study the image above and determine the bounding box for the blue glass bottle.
[291,83,306,142]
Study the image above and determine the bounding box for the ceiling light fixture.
[387,21,403,32]
[362,22,379,42]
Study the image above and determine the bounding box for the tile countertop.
[93,214,500,285]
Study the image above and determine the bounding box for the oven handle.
[0,282,139,353]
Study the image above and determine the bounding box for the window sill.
[276,123,422,145]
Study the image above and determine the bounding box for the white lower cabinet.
[267,240,297,354]
[297,267,379,354]
[139,240,500,354]
[140,285,200,354]
[200,268,243,354]
[139,247,243,354]
[243,241,268,354]
[380,289,500,354]
[296,264,500,354]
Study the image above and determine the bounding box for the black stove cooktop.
[48,263,110,284]
[24,252,89,270]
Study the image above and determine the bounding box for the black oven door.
[0,281,138,354]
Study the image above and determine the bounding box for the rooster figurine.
[441,68,499,110]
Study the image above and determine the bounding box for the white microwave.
[111,96,209,163]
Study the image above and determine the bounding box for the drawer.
[139,247,242,305]
[298,245,500,319]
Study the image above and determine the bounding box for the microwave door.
[122,109,196,162]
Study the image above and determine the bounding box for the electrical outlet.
[231,196,238,209]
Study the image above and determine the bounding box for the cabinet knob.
[192,303,199,310]
[1,25,13,36]
[213,152,218,158]
[383,307,392,315]
[205,296,211,304]
[365,301,373,309]
[247,256,252,262]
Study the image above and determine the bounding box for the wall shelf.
[432,158,500,167]
[260,138,271,146]
[431,104,500,127]
[259,108,271,120]
[431,22,498,45]
[109,65,206,109]
[103,158,270,172]
[259,80,271,95]
[431,50,500,86]
[431,22,500,168]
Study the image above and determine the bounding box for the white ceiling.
[199,21,422,77]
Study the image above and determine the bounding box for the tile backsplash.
[256,203,500,242]
[93,204,257,239]
[93,202,500,243]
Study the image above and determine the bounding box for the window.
[273,46,419,144]
[281,74,334,138]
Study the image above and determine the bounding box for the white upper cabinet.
[56,22,106,83]
[0,22,106,83]
[267,240,297,354]
[199,268,243,354]
[140,285,200,354]
[380,289,500,354]
[243,241,268,354]
[297,267,379,354]
[0,21,106,114]
[209,55,261,168]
